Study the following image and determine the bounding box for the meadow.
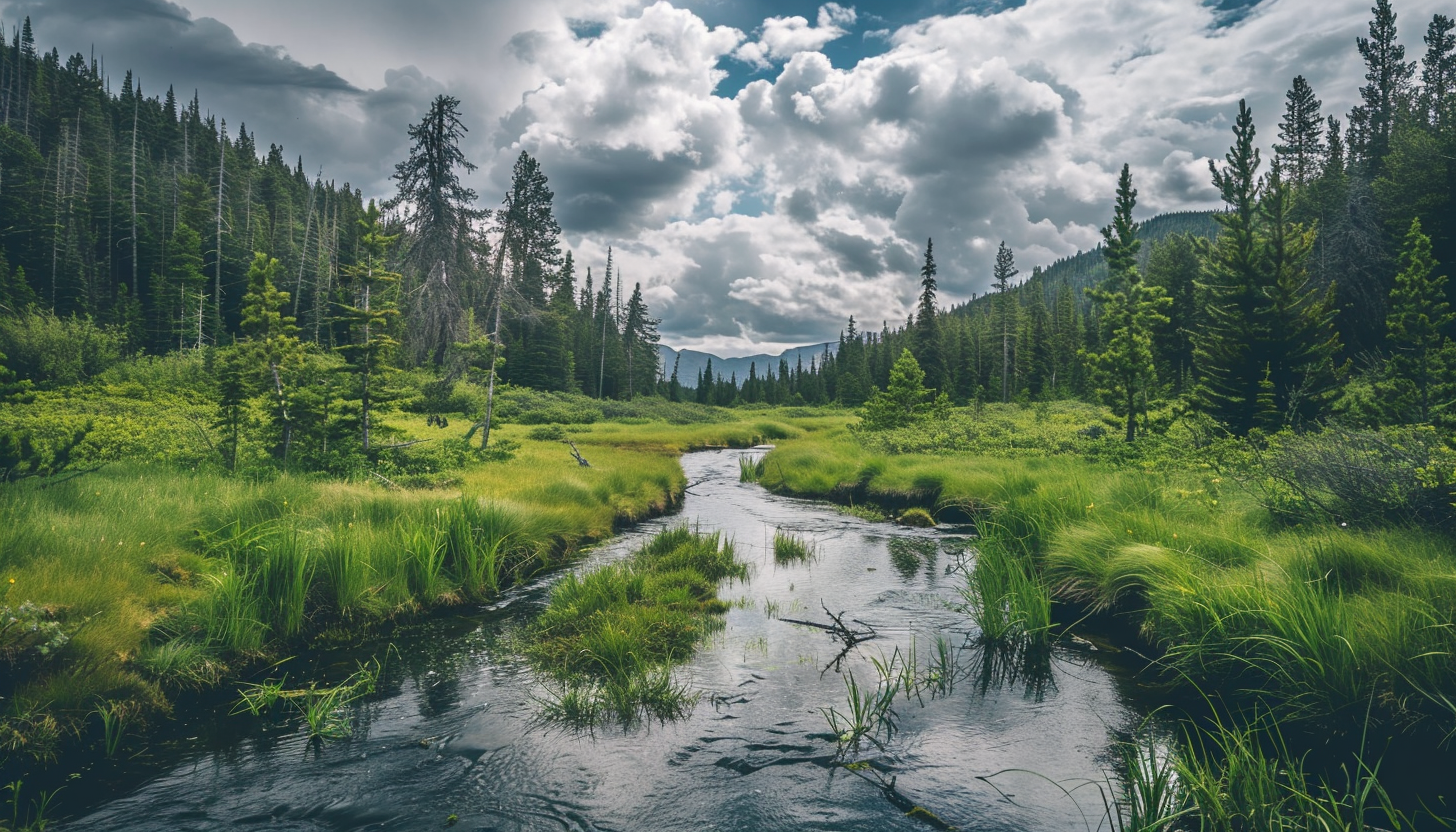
[761,405,1456,740]
[0,354,845,772]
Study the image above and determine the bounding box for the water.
[64,449,1159,831]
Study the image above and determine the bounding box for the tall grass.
[765,427,1456,736]
[772,530,815,564]
[529,527,745,726]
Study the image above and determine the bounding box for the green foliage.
[1383,218,1455,424]
[0,310,123,389]
[1196,103,1340,434]
[1082,164,1172,442]
[772,529,815,563]
[858,349,936,430]
[528,527,743,726]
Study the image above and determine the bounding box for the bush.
[1236,426,1456,528]
[0,310,125,387]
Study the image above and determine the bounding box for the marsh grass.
[819,670,899,757]
[739,455,767,483]
[232,657,382,744]
[766,425,1456,735]
[772,530,815,564]
[529,527,745,727]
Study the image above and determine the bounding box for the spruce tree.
[1422,14,1455,130]
[334,202,401,453]
[1081,165,1170,441]
[238,252,300,463]
[1258,164,1341,425]
[860,348,931,430]
[1275,76,1324,185]
[1353,0,1416,170]
[914,238,943,392]
[1195,100,1267,434]
[1386,217,1455,423]
[387,95,487,364]
[992,241,1018,403]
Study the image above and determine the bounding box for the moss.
[896,508,936,527]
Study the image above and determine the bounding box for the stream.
[63,449,1163,831]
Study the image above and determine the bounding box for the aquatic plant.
[772,530,815,564]
[819,671,899,757]
[528,527,744,727]
[90,700,126,759]
[739,455,767,483]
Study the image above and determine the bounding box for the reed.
[772,530,815,564]
[527,527,743,726]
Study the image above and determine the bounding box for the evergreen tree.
[622,282,659,398]
[1276,76,1324,185]
[992,241,1018,402]
[1422,14,1455,130]
[237,252,300,463]
[387,95,487,364]
[334,202,401,453]
[1195,101,1268,434]
[1259,164,1342,425]
[1081,165,1170,441]
[1386,217,1455,423]
[914,238,943,392]
[860,348,932,430]
[1144,233,1201,393]
[1352,0,1417,170]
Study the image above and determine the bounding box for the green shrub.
[0,310,125,388]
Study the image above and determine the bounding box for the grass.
[761,408,1456,739]
[0,394,844,771]
[772,530,816,563]
[528,526,746,727]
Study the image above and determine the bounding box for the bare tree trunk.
[49,123,64,310]
[293,173,318,323]
[271,363,292,469]
[214,118,226,342]
[130,97,138,297]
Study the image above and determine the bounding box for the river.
[64,448,1159,831]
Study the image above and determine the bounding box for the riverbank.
[760,408,1456,739]
[0,385,846,785]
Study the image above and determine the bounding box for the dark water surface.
[66,449,1162,831]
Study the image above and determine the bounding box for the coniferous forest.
[4,2,1456,829]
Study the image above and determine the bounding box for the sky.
[4,0,1448,355]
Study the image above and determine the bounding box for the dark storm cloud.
[544,143,708,233]
[15,0,356,91]
[6,0,460,198]
[783,188,819,223]
[815,227,882,275]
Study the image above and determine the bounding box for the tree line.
[696,0,1455,440]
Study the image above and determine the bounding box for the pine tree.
[1144,233,1200,393]
[1276,76,1324,185]
[992,241,1018,402]
[914,238,943,392]
[1195,101,1267,434]
[1386,217,1455,423]
[334,202,401,453]
[860,348,932,430]
[1259,164,1341,425]
[1081,165,1170,441]
[387,95,487,364]
[1422,14,1456,130]
[622,281,659,398]
[1353,0,1417,170]
[238,252,300,464]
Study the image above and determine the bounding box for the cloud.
[733,3,857,68]
[16,0,1456,356]
[494,2,746,233]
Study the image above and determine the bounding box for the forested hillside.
[0,18,661,403]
